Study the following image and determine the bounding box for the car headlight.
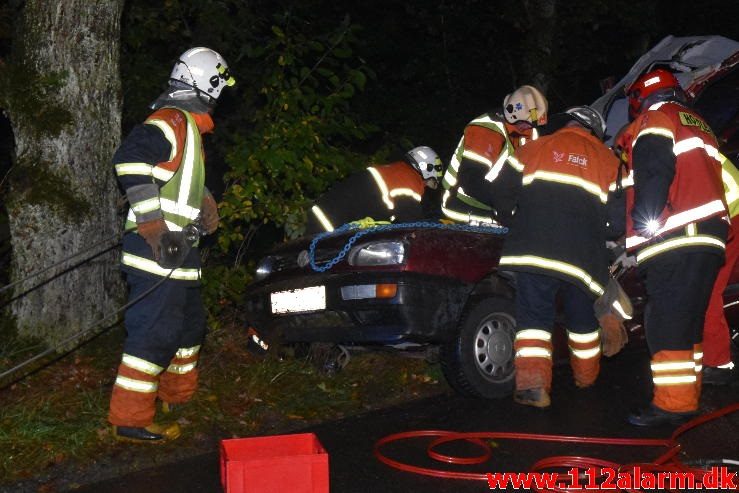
[254,257,273,280]
[348,241,406,266]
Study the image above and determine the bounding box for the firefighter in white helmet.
[305,146,444,235]
[440,85,547,225]
[109,47,235,443]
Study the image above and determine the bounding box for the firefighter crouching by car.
[620,69,728,427]
[440,85,548,225]
[304,146,444,235]
[497,106,620,408]
[109,47,234,443]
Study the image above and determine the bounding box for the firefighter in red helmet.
[621,68,728,426]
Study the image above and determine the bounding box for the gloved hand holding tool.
[137,218,168,260]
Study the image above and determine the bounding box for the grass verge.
[0,315,447,491]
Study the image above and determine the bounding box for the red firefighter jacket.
[623,101,728,264]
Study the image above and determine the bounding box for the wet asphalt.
[73,347,738,493]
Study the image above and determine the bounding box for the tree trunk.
[6,0,125,347]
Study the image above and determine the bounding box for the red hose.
[373,403,738,492]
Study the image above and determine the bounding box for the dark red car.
[243,35,739,399]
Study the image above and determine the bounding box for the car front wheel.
[440,297,516,399]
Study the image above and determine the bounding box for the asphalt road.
[73,348,738,493]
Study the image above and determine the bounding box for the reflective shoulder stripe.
[367,167,395,210]
[522,170,608,203]
[121,253,201,281]
[499,255,604,296]
[115,163,153,177]
[634,126,674,143]
[145,119,178,161]
[515,329,552,341]
[311,205,335,232]
[115,375,158,393]
[635,235,725,264]
[122,354,163,375]
[673,137,721,162]
[175,345,201,359]
[469,115,506,133]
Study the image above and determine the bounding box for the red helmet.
[625,69,683,120]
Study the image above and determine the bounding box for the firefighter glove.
[600,313,628,357]
[201,193,219,234]
[137,218,168,260]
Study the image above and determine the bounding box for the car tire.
[440,297,516,399]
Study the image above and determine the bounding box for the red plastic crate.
[220,432,329,493]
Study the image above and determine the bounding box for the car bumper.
[243,271,472,344]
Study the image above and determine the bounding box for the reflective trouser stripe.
[122,354,163,376]
[115,375,158,393]
[121,253,201,281]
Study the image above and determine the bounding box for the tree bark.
[6,0,125,347]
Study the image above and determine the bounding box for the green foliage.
[219,15,377,245]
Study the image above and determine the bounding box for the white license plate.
[270,285,326,314]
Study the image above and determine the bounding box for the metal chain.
[309,221,508,273]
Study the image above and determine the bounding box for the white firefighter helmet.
[565,105,607,140]
[502,85,548,126]
[405,146,443,180]
[170,47,235,102]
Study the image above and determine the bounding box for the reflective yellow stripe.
[625,200,727,249]
[507,155,524,172]
[634,126,675,143]
[673,137,721,163]
[116,163,153,176]
[152,166,175,182]
[145,119,178,161]
[567,330,599,344]
[653,375,697,385]
[115,375,158,393]
[175,345,201,358]
[160,197,200,221]
[515,347,552,359]
[651,361,695,372]
[499,255,604,296]
[462,149,493,167]
[483,148,511,182]
[121,253,201,280]
[311,205,334,232]
[389,188,422,201]
[122,354,163,376]
[516,329,552,341]
[522,170,608,203]
[636,235,725,263]
[571,347,601,359]
[367,167,395,210]
[167,361,198,374]
[609,170,634,191]
[132,197,161,215]
[440,190,495,224]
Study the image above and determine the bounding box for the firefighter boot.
[513,329,553,408]
[113,422,181,443]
